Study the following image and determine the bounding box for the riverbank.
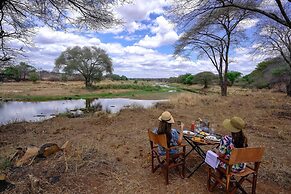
[0,81,176,101]
[0,90,290,193]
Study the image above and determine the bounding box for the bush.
[184,74,194,85]
[29,72,39,83]
[61,74,68,82]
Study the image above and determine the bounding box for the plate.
[205,135,220,142]
[183,130,195,136]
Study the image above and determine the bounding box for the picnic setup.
[148,112,265,194]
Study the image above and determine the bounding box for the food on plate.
[193,137,205,143]
[205,135,220,142]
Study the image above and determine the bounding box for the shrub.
[29,72,39,83]
[61,74,68,82]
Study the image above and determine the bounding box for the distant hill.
[241,57,290,91]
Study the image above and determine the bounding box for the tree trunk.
[204,80,208,88]
[221,81,227,96]
[218,74,227,96]
[85,78,91,88]
[287,78,291,96]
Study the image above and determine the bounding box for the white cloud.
[237,18,259,30]
[99,0,170,34]
[229,46,266,75]
[116,0,169,22]
[127,21,147,33]
[20,26,214,77]
[135,32,178,48]
[150,16,174,34]
[135,16,179,48]
[11,0,264,78]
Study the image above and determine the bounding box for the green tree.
[193,72,217,88]
[226,71,242,86]
[3,66,20,81]
[174,6,248,96]
[61,74,68,82]
[258,22,291,96]
[55,46,113,88]
[184,74,194,85]
[177,73,192,84]
[120,75,128,80]
[110,74,122,81]
[29,72,39,83]
[17,62,36,80]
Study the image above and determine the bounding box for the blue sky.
[17,0,267,78]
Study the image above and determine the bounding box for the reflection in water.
[0,98,165,125]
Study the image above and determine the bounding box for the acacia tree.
[55,46,112,87]
[172,0,290,29]
[0,0,124,64]
[226,71,242,86]
[175,8,248,96]
[172,0,290,95]
[193,72,217,89]
[17,62,36,80]
[259,22,291,95]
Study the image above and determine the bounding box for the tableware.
[183,130,196,136]
[205,135,220,142]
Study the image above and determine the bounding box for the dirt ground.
[0,90,291,194]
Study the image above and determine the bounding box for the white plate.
[205,135,220,142]
[183,130,195,136]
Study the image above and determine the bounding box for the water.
[0,98,165,125]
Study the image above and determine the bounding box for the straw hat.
[223,116,245,133]
[158,111,175,124]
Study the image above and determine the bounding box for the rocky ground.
[0,90,290,194]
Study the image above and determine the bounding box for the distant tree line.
[171,57,289,92]
[169,71,242,89]
[240,57,290,91]
[0,62,37,82]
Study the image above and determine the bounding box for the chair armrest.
[169,144,187,149]
[217,156,229,164]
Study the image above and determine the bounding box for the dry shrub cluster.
[169,93,226,108]
[169,93,202,107]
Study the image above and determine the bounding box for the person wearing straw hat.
[153,111,184,155]
[217,116,248,172]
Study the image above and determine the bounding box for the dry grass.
[0,81,133,98]
[0,89,290,193]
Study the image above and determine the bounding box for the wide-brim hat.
[158,111,175,124]
[223,116,245,133]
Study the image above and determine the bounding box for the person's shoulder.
[171,128,178,133]
[222,135,232,142]
[152,128,158,134]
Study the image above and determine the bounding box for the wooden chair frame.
[148,129,186,184]
[207,147,265,194]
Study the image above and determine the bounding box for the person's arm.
[216,136,228,157]
[177,123,184,145]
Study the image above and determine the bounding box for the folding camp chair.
[148,129,186,184]
[207,147,265,194]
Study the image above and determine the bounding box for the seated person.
[217,116,248,172]
[153,111,184,155]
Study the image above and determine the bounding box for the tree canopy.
[193,71,217,88]
[174,6,248,96]
[55,46,113,87]
[0,0,124,63]
[226,71,242,86]
[171,0,290,29]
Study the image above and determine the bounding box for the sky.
[18,0,267,78]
